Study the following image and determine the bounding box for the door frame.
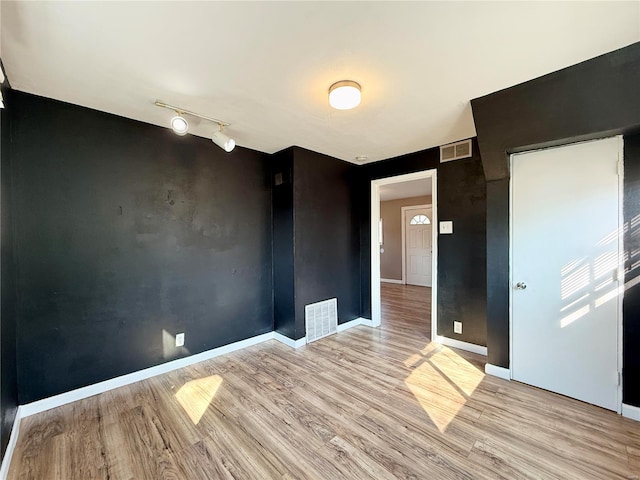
[371,169,437,339]
[401,204,433,286]
[508,136,624,413]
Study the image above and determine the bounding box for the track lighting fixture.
[155,100,235,152]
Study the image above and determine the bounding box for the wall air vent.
[440,139,472,163]
[305,298,338,343]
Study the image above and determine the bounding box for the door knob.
[515,282,527,290]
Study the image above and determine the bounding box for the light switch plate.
[454,321,463,334]
[440,221,453,234]
[175,333,185,347]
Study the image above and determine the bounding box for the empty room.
[0,2,639,479]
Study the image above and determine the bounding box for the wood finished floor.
[8,283,640,479]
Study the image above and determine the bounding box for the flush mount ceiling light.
[155,100,235,152]
[328,80,361,110]
[170,114,189,136]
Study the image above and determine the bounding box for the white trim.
[371,182,382,327]
[273,332,306,349]
[509,151,515,386]
[380,278,404,284]
[401,204,432,287]
[435,335,487,356]
[371,170,438,338]
[622,403,640,422]
[359,317,374,327]
[337,318,363,332]
[0,406,22,480]
[13,317,378,420]
[618,135,624,420]
[617,136,625,415]
[431,172,438,339]
[21,332,275,417]
[509,136,625,413]
[485,364,511,381]
[336,317,376,332]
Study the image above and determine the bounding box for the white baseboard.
[435,335,488,356]
[485,363,511,381]
[273,332,306,349]
[622,403,640,421]
[336,317,376,332]
[10,314,375,444]
[20,331,275,417]
[381,278,404,284]
[358,317,375,327]
[0,406,22,480]
[337,318,360,332]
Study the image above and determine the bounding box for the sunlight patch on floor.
[405,347,484,433]
[175,375,223,424]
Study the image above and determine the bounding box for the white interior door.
[511,137,621,412]
[405,208,432,287]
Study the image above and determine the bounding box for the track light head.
[170,114,189,136]
[212,130,236,152]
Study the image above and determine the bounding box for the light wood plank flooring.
[8,284,640,479]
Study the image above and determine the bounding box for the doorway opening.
[371,170,437,340]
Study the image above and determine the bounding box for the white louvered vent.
[440,139,472,163]
[305,298,338,343]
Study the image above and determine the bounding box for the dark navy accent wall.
[484,178,509,366]
[623,133,640,407]
[0,84,18,457]
[471,42,640,406]
[359,140,487,346]
[271,148,295,339]
[271,147,361,340]
[9,90,273,404]
[293,148,360,339]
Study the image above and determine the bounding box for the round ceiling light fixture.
[329,80,361,110]
[170,114,189,136]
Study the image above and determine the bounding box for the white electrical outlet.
[453,321,463,334]
[175,332,185,347]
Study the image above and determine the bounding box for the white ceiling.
[380,179,432,202]
[2,2,639,164]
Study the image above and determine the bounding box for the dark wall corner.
[293,147,361,339]
[0,85,19,458]
[623,133,640,407]
[473,41,640,377]
[271,148,296,339]
[437,151,487,345]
